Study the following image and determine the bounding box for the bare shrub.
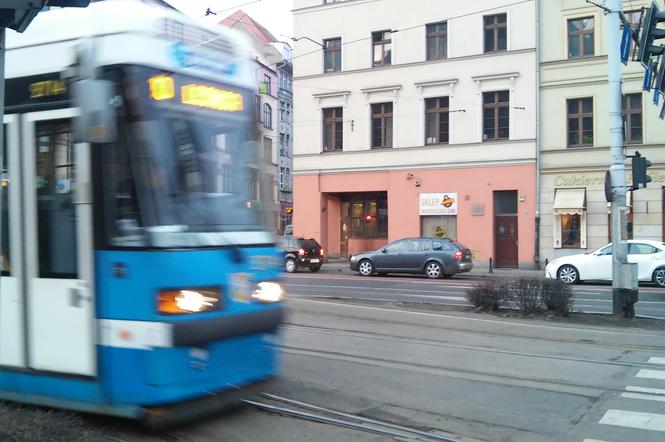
[541,278,574,316]
[466,278,510,311]
[512,277,545,315]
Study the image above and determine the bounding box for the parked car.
[278,236,324,273]
[350,237,473,279]
[545,239,665,287]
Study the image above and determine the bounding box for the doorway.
[494,191,518,268]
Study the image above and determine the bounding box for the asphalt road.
[284,266,665,319]
[110,296,665,442]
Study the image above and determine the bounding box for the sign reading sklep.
[419,193,458,216]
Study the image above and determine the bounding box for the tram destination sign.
[148,75,244,113]
[5,73,69,109]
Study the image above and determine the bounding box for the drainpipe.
[534,0,542,270]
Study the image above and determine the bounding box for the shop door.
[0,109,96,376]
[340,202,349,259]
[495,216,518,268]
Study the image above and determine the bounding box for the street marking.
[649,357,665,365]
[583,439,609,442]
[636,369,665,380]
[626,386,665,396]
[621,392,665,402]
[599,409,665,432]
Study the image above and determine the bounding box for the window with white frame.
[552,188,587,249]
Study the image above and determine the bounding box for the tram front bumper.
[172,307,284,347]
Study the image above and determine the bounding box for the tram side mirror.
[72,79,118,144]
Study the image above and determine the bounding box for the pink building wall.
[293,164,537,267]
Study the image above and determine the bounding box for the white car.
[545,240,665,287]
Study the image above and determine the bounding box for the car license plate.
[310,259,320,263]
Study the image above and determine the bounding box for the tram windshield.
[100,66,270,248]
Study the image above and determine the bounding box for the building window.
[372,30,392,67]
[263,103,272,129]
[568,17,594,58]
[371,102,393,148]
[263,137,272,163]
[347,193,388,238]
[567,97,593,147]
[425,97,449,145]
[263,74,271,95]
[322,107,343,151]
[561,214,582,248]
[623,10,642,31]
[484,14,507,53]
[426,21,447,60]
[324,37,342,72]
[279,133,286,157]
[482,91,509,141]
[553,188,587,249]
[623,93,642,144]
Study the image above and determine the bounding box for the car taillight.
[298,248,305,256]
[320,248,324,256]
[454,250,463,261]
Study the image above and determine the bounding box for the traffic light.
[637,3,665,68]
[632,151,653,190]
[364,215,372,223]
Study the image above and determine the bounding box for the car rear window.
[300,239,321,250]
[432,240,453,251]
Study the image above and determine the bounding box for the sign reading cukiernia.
[419,193,458,216]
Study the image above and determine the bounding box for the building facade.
[539,0,665,262]
[277,48,294,233]
[220,11,294,233]
[292,0,537,267]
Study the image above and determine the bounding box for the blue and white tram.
[0,0,284,421]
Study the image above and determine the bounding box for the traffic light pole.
[608,0,637,318]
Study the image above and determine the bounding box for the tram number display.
[5,73,69,108]
[148,75,244,112]
[29,79,67,99]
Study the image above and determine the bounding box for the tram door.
[0,109,96,376]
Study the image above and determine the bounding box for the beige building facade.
[539,0,665,262]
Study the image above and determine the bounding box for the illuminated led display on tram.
[148,76,244,112]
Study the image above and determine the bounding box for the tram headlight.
[158,288,221,314]
[251,282,286,303]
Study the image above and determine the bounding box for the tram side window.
[36,120,77,278]
[101,120,142,245]
[1,125,9,276]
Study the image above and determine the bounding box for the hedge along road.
[283,272,665,319]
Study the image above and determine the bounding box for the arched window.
[263,104,272,129]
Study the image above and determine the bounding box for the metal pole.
[607,0,634,317]
[534,0,542,270]
[0,28,5,280]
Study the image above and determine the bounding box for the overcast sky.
[166,0,294,43]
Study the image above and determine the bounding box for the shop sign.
[419,193,457,215]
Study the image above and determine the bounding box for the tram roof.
[5,0,254,88]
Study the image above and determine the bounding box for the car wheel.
[557,264,579,285]
[653,267,665,288]
[358,259,374,276]
[309,263,322,272]
[285,258,297,273]
[425,261,443,279]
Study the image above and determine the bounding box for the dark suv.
[278,236,324,273]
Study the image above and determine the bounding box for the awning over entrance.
[553,188,586,215]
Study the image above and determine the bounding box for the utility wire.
[200,0,263,18]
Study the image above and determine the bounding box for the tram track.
[243,393,461,441]
[285,301,665,352]
[283,323,665,369]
